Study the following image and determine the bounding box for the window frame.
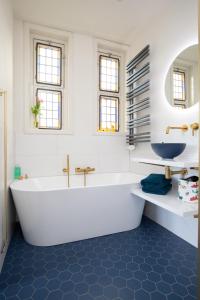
[36,88,62,130]
[23,23,72,135]
[173,68,186,104]
[33,38,64,130]
[168,58,196,110]
[97,51,122,134]
[99,55,120,93]
[99,95,119,132]
[35,42,63,87]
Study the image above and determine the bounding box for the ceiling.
[12,0,191,44]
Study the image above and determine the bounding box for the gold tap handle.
[75,167,82,173]
[85,167,95,173]
[190,123,199,136]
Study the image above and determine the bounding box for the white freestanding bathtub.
[10,173,145,246]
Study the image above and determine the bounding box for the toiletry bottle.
[14,165,21,180]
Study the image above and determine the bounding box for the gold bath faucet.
[75,167,95,174]
[62,154,70,187]
[75,167,95,186]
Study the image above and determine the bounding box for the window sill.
[93,131,125,137]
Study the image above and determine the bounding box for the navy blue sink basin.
[151,143,186,159]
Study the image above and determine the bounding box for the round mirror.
[165,44,199,109]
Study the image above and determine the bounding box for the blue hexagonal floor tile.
[0,217,197,299]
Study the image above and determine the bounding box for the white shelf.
[131,186,198,217]
[132,157,198,168]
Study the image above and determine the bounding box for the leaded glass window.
[36,43,62,86]
[98,52,120,133]
[173,69,186,108]
[99,55,119,92]
[34,38,64,130]
[99,96,119,132]
[37,89,62,129]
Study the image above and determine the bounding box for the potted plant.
[31,97,43,128]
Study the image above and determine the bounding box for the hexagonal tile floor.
[0,217,197,300]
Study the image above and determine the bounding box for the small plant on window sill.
[98,128,117,133]
[98,124,117,133]
[31,97,42,128]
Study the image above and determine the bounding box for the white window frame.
[95,42,126,136]
[24,23,72,135]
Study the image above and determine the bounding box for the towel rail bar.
[126,45,150,146]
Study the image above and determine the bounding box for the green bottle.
[14,165,21,179]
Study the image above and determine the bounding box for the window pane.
[37,89,62,129]
[99,55,119,92]
[173,69,186,105]
[36,43,62,86]
[99,96,119,132]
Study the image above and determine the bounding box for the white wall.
[14,20,129,178]
[128,0,198,246]
[0,0,14,271]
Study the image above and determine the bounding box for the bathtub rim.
[10,172,144,192]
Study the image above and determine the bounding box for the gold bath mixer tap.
[75,167,95,186]
[75,167,95,174]
[62,155,70,187]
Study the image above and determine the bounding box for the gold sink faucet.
[62,154,70,187]
[165,124,188,134]
[75,167,95,186]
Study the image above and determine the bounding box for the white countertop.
[131,186,198,217]
[131,157,198,168]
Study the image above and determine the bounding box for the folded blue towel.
[142,184,172,195]
[141,174,171,186]
[142,182,171,189]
